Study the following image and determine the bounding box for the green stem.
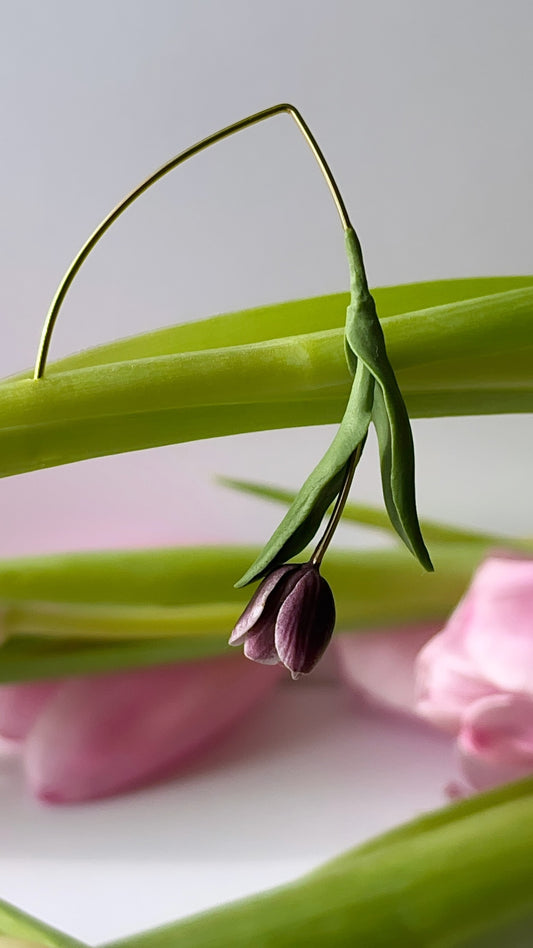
[0,542,501,682]
[310,441,364,566]
[0,896,85,948]
[104,778,533,948]
[0,286,531,478]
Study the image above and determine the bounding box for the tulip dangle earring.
[229,441,365,679]
[33,103,431,681]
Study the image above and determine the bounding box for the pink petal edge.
[0,681,61,741]
[335,624,439,716]
[24,656,282,804]
[461,556,533,695]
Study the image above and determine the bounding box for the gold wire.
[33,103,352,380]
[310,439,365,568]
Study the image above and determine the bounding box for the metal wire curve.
[33,103,352,380]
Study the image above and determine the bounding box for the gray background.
[0,0,531,553]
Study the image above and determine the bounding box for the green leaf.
[8,277,532,380]
[104,777,533,948]
[0,541,497,682]
[218,477,511,545]
[4,600,242,640]
[344,228,431,570]
[235,357,374,586]
[2,778,533,948]
[0,896,85,947]
[0,284,531,479]
[237,230,440,584]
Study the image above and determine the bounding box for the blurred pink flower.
[336,553,533,796]
[416,553,533,794]
[335,622,439,717]
[0,656,281,804]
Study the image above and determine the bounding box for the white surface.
[0,684,454,943]
[0,1,531,943]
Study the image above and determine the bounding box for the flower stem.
[311,439,365,567]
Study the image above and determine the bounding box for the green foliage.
[0,896,86,947]
[219,478,514,545]
[0,279,531,480]
[0,543,488,682]
[344,228,431,569]
[236,229,432,584]
[105,778,533,947]
[0,275,532,948]
[2,775,533,947]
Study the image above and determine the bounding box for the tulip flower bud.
[229,562,336,679]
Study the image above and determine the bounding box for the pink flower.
[0,656,281,804]
[335,622,439,717]
[336,553,533,796]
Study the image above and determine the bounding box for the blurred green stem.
[106,777,533,948]
[0,282,532,478]
[0,541,515,682]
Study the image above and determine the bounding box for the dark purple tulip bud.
[229,562,336,679]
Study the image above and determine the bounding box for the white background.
[0,1,531,943]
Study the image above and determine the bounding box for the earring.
[33,103,431,679]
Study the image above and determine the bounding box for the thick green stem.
[105,778,533,948]
[0,284,531,478]
[0,542,496,682]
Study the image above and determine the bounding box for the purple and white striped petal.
[229,566,299,645]
[275,566,336,679]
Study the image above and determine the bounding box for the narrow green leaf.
[237,228,440,583]
[235,358,374,585]
[344,228,432,570]
[218,477,510,545]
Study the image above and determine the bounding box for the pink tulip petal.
[457,751,533,794]
[0,681,61,741]
[457,693,533,792]
[335,624,439,716]
[460,556,533,694]
[413,592,496,733]
[415,635,496,734]
[24,656,282,804]
[461,693,533,763]
[445,780,471,801]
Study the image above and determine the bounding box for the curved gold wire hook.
[34,104,352,380]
